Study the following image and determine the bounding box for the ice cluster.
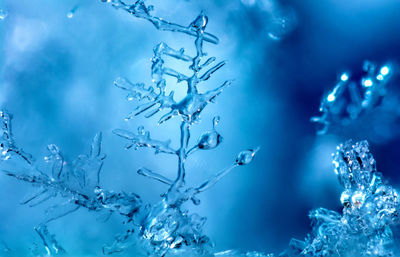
[283,141,400,257]
[311,61,400,142]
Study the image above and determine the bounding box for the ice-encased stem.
[137,167,173,185]
[195,164,238,193]
[0,1,264,256]
[35,225,65,255]
[169,122,190,194]
[0,110,33,164]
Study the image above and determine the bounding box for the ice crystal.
[311,61,398,140]
[284,140,400,257]
[0,1,259,256]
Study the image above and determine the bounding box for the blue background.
[1,0,400,255]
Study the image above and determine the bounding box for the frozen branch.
[113,126,176,154]
[102,0,219,44]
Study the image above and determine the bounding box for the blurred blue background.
[1,0,400,256]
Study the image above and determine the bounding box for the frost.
[311,61,400,141]
[0,1,259,256]
[283,140,400,257]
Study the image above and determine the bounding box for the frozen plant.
[282,140,400,257]
[109,0,261,255]
[0,1,259,256]
[311,61,400,142]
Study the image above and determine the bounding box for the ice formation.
[2,1,400,257]
[311,61,400,142]
[0,1,259,256]
[283,141,400,257]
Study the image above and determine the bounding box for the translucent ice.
[284,140,400,257]
[0,1,259,255]
[311,61,396,139]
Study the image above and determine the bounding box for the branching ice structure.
[0,1,259,256]
[2,1,400,257]
[311,61,399,139]
[283,141,400,257]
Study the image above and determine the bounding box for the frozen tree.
[0,1,259,256]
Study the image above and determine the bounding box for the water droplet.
[0,9,8,20]
[340,191,351,208]
[212,116,220,128]
[363,78,373,87]
[266,7,297,41]
[351,191,366,208]
[197,118,223,150]
[137,126,145,135]
[327,93,335,102]
[235,147,260,166]
[380,66,390,76]
[340,73,349,82]
[197,131,223,150]
[129,0,151,15]
[190,12,208,30]
[191,196,201,205]
[67,6,78,19]
[126,94,134,101]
